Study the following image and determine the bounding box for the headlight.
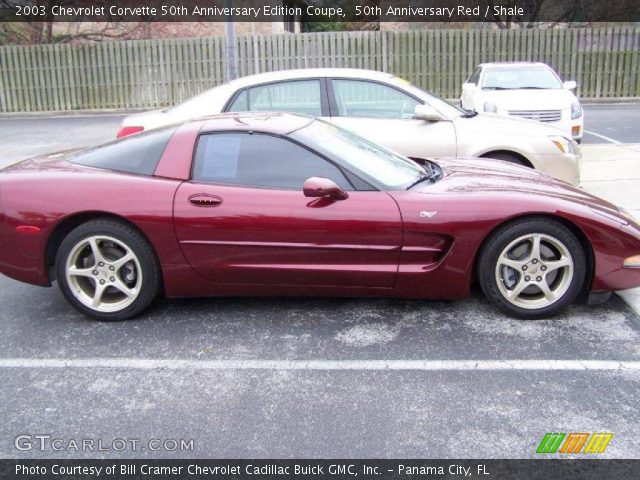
[571,101,582,119]
[549,135,576,154]
[483,102,497,113]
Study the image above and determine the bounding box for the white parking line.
[0,358,639,371]
[584,130,623,144]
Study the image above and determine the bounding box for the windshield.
[390,78,466,117]
[481,67,562,90]
[290,119,428,190]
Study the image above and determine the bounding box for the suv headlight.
[549,135,576,154]
[483,102,497,113]
[571,101,582,119]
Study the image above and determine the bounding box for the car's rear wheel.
[478,218,586,319]
[55,220,160,321]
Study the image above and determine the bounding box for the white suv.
[460,62,584,142]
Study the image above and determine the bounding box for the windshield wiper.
[518,86,547,89]
[406,163,439,189]
[406,175,431,190]
[482,86,512,90]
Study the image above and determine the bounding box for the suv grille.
[508,110,562,122]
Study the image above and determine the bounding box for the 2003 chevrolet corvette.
[0,113,638,321]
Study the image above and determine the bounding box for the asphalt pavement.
[2,279,640,458]
[582,103,640,145]
[1,104,640,459]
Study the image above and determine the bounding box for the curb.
[581,99,640,105]
[2,99,640,117]
[0,108,152,118]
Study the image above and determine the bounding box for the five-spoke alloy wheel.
[56,220,160,321]
[479,218,587,319]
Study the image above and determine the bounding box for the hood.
[456,111,566,137]
[478,88,576,110]
[419,157,624,219]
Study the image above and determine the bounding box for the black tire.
[482,152,529,168]
[478,217,587,319]
[55,219,161,321]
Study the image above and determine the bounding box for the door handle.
[188,194,223,207]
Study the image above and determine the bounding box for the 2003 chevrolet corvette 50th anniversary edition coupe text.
[0,113,638,320]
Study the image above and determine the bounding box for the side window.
[69,127,175,175]
[192,133,352,191]
[467,67,482,84]
[227,80,322,115]
[332,79,420,119]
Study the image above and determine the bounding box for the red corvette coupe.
[0,113,639,320]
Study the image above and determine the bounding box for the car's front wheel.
[55,219,161,321]
[478,218,587,319]
[481,152,529,168]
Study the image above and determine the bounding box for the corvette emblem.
[419,210,438,219]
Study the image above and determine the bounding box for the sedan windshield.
[290,119,428,190]
[390,78,466,118]
[481,67,562,90]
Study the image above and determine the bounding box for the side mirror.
[303,177,349,201]
[563,80,577,90]
[414,104,446,122]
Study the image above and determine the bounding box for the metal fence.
[0,26,638,113]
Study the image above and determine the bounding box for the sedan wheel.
[56,220,160,320]
[481,152,528,167]
[479,218,586,319]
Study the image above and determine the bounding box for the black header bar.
[1,1,640,23]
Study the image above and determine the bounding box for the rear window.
[70,128,176,175]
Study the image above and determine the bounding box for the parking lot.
[1,104,640,459]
